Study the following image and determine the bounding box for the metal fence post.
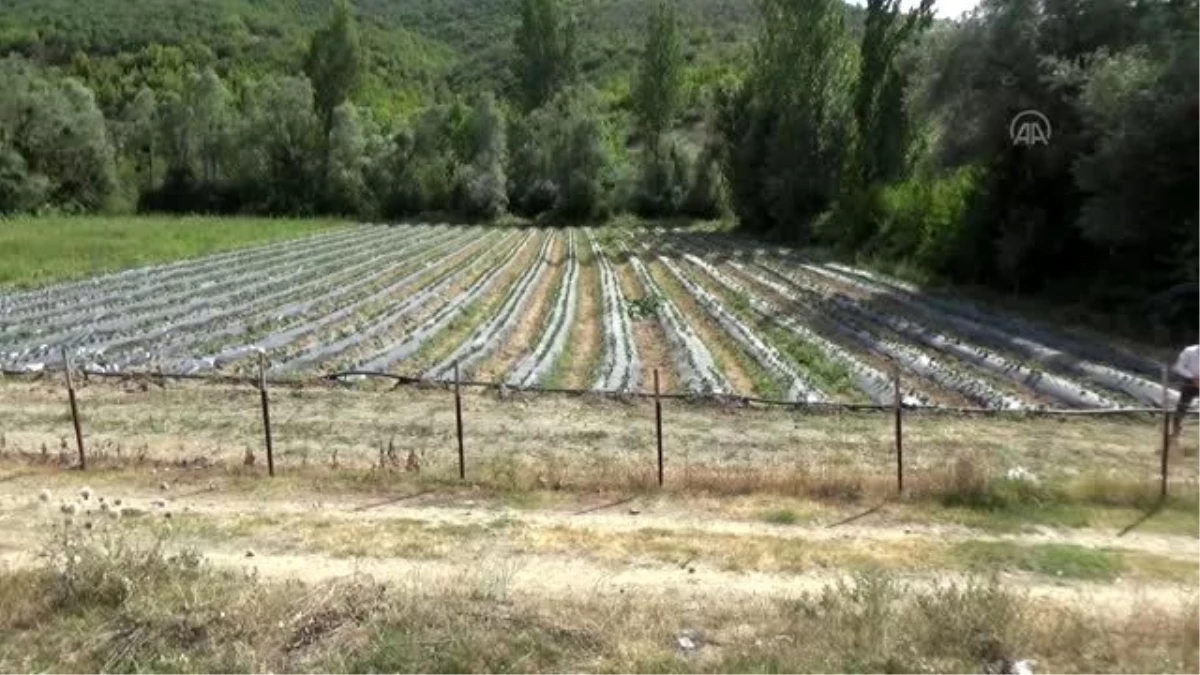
[1160,364,1170,498]
[893,366,903,496]
[61,348,86,470]
[654,368,664,487]
[258,352,275,477]
[455,361,465,480]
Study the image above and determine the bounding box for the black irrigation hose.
[3,365,1192,419]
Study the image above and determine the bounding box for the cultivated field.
[1,219,1197,673]
[0,222,1187,412]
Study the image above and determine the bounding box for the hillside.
[0,0,759,116]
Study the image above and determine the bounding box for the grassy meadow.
[0,216,352,290]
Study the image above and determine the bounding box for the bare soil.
[0,469,1194,617]
[405,231,547,374]
[473,232,565,383]
[615,260,678,394]
[561,245,603,389]
[647,259,760,396]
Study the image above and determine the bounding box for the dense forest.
[0,0,1196,336]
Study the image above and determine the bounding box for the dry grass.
[14,493,1185,586]
[1,378,1195,498]
[0,515,1194,673]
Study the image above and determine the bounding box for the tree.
[513,0,576,111]
[719,0,856,240]
[122,87,158,193]
[634,1,683,147]
[849,0,933,186]
[0,149,48,214]
[157,90,193,176]
[683,138,728,219]
[326,102,368,214]
[0,59,118,213]
[634,136,690,217]
[304,0,361,136]
[1069,40,1198,326]
[455,92,509,219]
[552,93,615,220]
[232,76,323,214]
[186,68,229,184]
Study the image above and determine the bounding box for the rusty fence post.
[1161,364,1170,498]
[455,361,465,480]
[893,366,903,496]
[258,352,275,477]
[654,368,664,487]
[61,348,86,470]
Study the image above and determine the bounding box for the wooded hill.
[0,0,758,117]
[0,0,1196,340]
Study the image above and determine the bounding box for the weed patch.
[761,508,799,525]
[951,541,1122,581]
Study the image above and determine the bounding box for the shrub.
[682,140,729,219]
[632,138,690,218]
[43,513,201,612]
[0,149,49,213]
[872,165,980,274]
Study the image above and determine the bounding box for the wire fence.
[2,360,1194,499]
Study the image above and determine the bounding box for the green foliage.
[1069,41,1199,307]
[806,0,1199,339]
[0,0,760,222]
[952,541,1122,581]
[626,295,660,320]
[513,0,577,111]
[0,58,119,214]
[848,0,932,188]
[506,88,618,220]
[833,166,980,276]
[304,0,361,135]
[326,102,370,215]
[0,215,348,289]
[0,150,49,213]
[119,87,159,192]
[682,138,729,219]
[0,0,1193,334]
[455,93,509,219]
[633,0,683,145]
[633,137,691,218]
[717,0,856,241]
[761,508,799,525]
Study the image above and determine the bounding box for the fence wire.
[1,365,1194,499]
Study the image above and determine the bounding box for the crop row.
[6,226,453,364]
[509,231,580,388]
[427,232,555,381]
[1,224,1175,411]
[588,229,640,393]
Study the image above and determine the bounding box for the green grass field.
[0,216,352,290]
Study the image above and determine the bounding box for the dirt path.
[561,243,603,389]
[3,482,1194,562]
[0,541,1187,616]
[1,467,1195,624]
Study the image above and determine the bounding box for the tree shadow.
[1116,498,1165,538]
[350,488,438,512]
[825,502,887,528]
[572,495,636,516]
